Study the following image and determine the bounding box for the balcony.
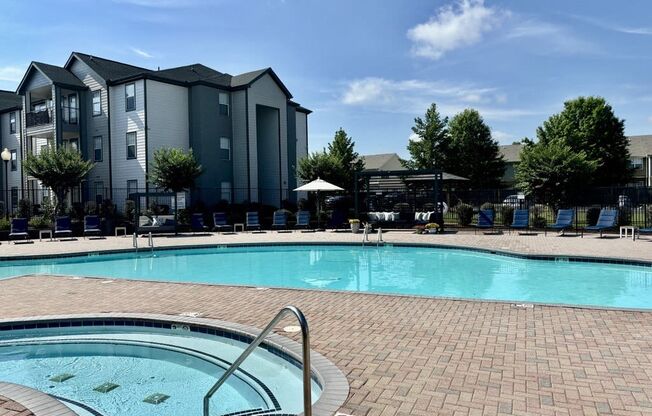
[26,109,52,128]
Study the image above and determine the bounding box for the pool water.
[2,244,652,309]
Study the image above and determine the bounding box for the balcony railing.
[25,109,52,128]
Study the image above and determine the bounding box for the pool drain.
[283,325,301,333]
[511,303,534,309]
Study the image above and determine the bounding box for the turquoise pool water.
[2,244,652,309]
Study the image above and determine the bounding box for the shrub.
[0,218,9,231]
[177,208,191,225]
[40,198,56,222]
[28,215,52,229]
[100,199,116,219]
[17,199,32,219]
[456,203,474,226]
[125,200,136,222]
[480,202,494,212]
[532,216,547,228]
[500,206,514,226]
[586,207,601,226]
[85,201,97,215]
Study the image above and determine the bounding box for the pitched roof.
[627,135,652,157]
[69,52,150,83]
[31,62,87,89]
[153,64,231,88]
[0,90,22,113]
[231,68,293,98]
[499,144,523,162]
[360,153,405,171]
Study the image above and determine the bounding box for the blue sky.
[1,0,651,157]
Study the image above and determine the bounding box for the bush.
[28,215,52,229]
[40,198,56,222]
[480,202,494,212]
[532,216,547,228]
[500,206,514,226]
[125,200,136,222]
[17,199,32,219]
[456,203,474,226]
[100,199,116,219]
[177,208,191,225]
[85,201,97,215]
[586,207,601,226]
[0,218,9,231]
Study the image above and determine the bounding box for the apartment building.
[0,52,310,213]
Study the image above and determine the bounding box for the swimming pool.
[2,244,652,309]
[0,315,336,416]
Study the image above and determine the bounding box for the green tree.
[447,109,505,188]
[149,148,202,192]
[327,128,364,192]
[22,147,94,215]
[516,140,598,209]
[403,103,451,170]
[536,96,630,185]
[296,151,346,187]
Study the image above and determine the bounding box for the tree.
[22,147,94,215]
[296,151,346,187]
[536,96,630,185]
[403,103,451,170]
[149,148,202,192]
[516,140,598,209]
[447,109,505,188]
[327,128,364,192]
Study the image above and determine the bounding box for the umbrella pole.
[317,190,321,230]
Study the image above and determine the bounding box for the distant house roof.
[17,62,87,93]
[627,135,652,157]
[360,153,405,171]
[499,144,523,163]
[0,90,22,113]
[67,52,151,83]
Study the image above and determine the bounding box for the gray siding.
[286,105,297,198]
[231,90,248,202]
[256,105,281,206]
[146,80,189,155]
[23,69,50,92]
[0,111,22,192]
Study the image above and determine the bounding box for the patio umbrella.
[294,178,344,229]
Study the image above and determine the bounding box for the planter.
[350,223,360,233]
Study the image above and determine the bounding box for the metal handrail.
[203,305,311,416]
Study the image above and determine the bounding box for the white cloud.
[615,27,652,35]
[130,47,154,59]
[408,132,421,142]
[0,65,24,82]
[407,0,506,59]
[491,130,513,143]
[647,116,652,124]
[113,0,201,7]
[505,20,598,55]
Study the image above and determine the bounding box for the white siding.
[145,80,189,157]
[295,111,308,194]
[231,90,248,203]
[109,80,146,200]
[69,58,111,191]
[247,73,288,203]
[0,111,22,190]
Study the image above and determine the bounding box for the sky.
[1,0,651,158]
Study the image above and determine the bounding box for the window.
[127,180,138,198]
[220,182,232,203]
[125,83,136,111]
[94,181,104,205]
[93,136,103,162]
[219,137,231,160]
[10,187,17,210]
[92,90,101,116]
[10,149,16,171]
[219,92,229,116]
[65,138,79,151]
[68,94,77,124]
[9,112,16,134]
[630,157,644,170]
[126,132,137,159]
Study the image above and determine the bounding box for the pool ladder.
[362,226,384,247]
[202,305,312,416]
[132,232,154,251]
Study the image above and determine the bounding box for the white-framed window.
[92,90,101,116]
[93,135,103,162]
[125,83,136,112]
[9,112,16,134]
[218,92,229,116]
[630,157,644,170]
[10,149,17,171]
[219,137,231,160]
[220,181,231,203]
[126,132,137,159]
[94,181,104,205]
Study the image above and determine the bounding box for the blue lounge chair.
[582,209,617,238]
[473,210,494,234]
[9,218,29,243]
[295,211,312,231]
[212,212,231,233]
[510,209,529,234]
[546,209,574,236]
[271,211,289,232]
[246,212,262,232]
[191,213,208,234]
[54,216,73,240]
[83,215,102,238]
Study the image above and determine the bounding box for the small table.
[114,226,127,237]
[234,223,245,233]
[39,229,53,242]
[620,226,636,241]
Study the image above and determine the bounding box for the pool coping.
[0,313,349,416]
[0,381,78,416]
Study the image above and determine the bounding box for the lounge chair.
[190,213,208,234]
[271,211,288,231]
[582,209,617,238]
[246,212,262,232]
[9,218,29,243]
[54,216,74,240]
[212,212,231,233]
[328,209,347,230]
[473,210,494,234]
[545,209,574,236]
[83,215,102,238]
[510,209,529,234]
[295,210,312,231]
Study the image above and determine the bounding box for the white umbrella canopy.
[294,178,344,229]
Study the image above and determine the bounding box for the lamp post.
[1,148,10,220]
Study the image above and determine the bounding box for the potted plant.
[425,223,440,234]
[349,218,361,233]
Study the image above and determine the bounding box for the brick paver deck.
[0,395,33,416]
[1,273,651,416]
